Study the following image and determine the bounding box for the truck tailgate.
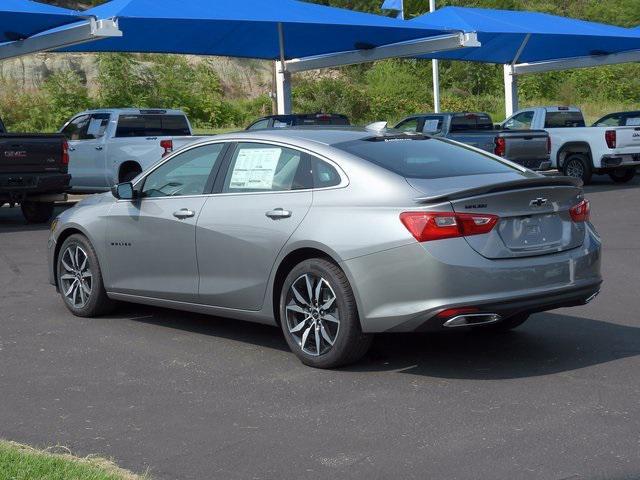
[501,130,549,162]
[0,134,66,174]
[614,126,640,150]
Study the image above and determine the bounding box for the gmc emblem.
[4,151,27,158]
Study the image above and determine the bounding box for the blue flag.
[381,0,403,11]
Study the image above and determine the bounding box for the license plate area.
[498,214,564,252]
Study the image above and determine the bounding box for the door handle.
[265,208,292,220]
[173,208,195,219]
[95,146,103,150]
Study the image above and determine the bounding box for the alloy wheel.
[60,244,93,309]
[565,159,584,179]
[285,273,340,356]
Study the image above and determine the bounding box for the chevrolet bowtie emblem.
[530,197,548,207]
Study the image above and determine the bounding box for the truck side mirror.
[111,182,135,200]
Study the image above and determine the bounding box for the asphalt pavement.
[1,176,639,480]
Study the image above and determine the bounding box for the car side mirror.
[111,182,135,200]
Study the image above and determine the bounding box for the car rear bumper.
[342,224,602,333]
[600,154,640,169]
[0,173,71,201]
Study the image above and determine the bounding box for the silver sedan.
[48,128,602,368]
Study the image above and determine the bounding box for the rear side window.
[312,157,341,188]
[544,111,585,128]
[0,118,6,133]
[115,114,190,137]
[247,119,270,130]
[450,114,493,132]
[334,137,517,180]
[223,143,312,193]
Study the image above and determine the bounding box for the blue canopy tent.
[57,0,477,113]
[406,7,640,115]
[409,7,640,65]
[0,0,81,43]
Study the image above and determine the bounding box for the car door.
[196,141,313,310]
[63,113,111,189]
[106,142,228,302]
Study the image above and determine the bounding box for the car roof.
[203,127,378,146]
[80,108,187,116]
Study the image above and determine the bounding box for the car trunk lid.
[408,175,586,259]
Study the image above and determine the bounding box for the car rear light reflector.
[547,136,552,155]
[494,137,506,157]
[605,130,616,149]
[61,139,69,166]
[400,211,499,242]
[570,199,590,222]
[160,139,173,156]
[436,307,480,319]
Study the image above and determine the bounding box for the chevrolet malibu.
[49,128,602,368]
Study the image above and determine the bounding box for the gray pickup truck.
[0,117,70,223]
[395,112,551,170]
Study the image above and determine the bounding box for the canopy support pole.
[503,33,530,118]
[275,23,292,115]
[503,64,518,117]
[0,18,121,61]
[429,0,441,113]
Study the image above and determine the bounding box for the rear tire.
[480,313,530,332]
[21,201,54,223]
[563,154,592,185]
[609,168,635,183]
[57,234,115,317]
[279,258,372,369]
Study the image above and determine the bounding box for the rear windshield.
[450,113,494,132]
[295,116,350,127]
[115,114,190,137]
[334,136,518,179]
[544,111,585,128]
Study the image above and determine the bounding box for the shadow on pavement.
[107,304,639,380]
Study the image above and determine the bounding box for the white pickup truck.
[502,106,640,184]
[60,109,198,192]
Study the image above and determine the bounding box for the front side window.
[223,143,312,193]
[395,118,420,133]
[334,136,518,180]
[141,143,225,198]
[504,111,534,130]
[61,115,90,140]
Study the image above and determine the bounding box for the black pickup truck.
[0,117,71,223]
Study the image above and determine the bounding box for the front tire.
[57,234,115,317]
[609,168,635,183]
[279,258,372,369]
[563,154,592,185]
[21,201,54,223]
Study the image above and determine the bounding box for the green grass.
[0,440,147,480]
[192,126,241,135]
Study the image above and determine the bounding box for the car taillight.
[160,139,173,156]
[605,130,616,149]
[61,139,69,166]
[400,211,499,242]
[547,136,551,155]
[570,199,590,222]
[494,137,506,157]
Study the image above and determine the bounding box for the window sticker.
[229,147,281,190]
[423,119,441,132]
[626,117,640,126]
[87,117,106,137]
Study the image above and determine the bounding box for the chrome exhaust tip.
[443,313,502,328]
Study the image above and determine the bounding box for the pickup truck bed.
[395,112,551,170]
[0,129,70,223]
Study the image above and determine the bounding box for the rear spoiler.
[415,176,582,204]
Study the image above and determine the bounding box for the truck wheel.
[608,168,635,183]
[20,201,54,223]
[562,154,592,185]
